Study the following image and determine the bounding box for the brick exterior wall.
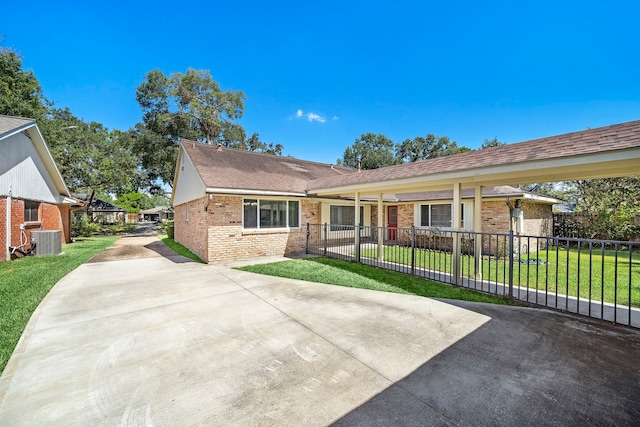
[397,205,414,229]
[521,201,553,237]
[174,197,210,263]
[1,197,70,262]
[0,199,5,258]
[369,200,552,236]
[481,201,512,234]
[174,196,319,263]
[370,204,413,229]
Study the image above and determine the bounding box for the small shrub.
[72,215,100,237]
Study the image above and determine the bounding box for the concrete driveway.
[1,235,639,426]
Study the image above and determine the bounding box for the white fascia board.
[206,188,306,197]
[310,149,640,196]
[0,121,35,140]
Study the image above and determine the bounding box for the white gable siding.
[0,132,61,203]
[172,148,207,206]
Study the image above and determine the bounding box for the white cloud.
[332,116,339,121]
[293,109,329,123]
[307,112,326,123]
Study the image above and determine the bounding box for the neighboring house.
[0,115,76,261]
[140,206,174,222]
[73,195,128,224]
[171,142,560,263]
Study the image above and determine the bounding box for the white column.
[474,184,483,280]
[354,192,360,226]
[452,183,462,285]
[377,193,384,261]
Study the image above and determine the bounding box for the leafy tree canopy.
[0,47,50,120]
[337,133,399,170]
[573,177,640,240]
[480,137,505,149]
[134,68,285,186]
[42,108,143,208]
[115,191,153,213]
[396,134,471,163]
[136,68,246,145]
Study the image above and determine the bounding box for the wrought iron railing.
[306,224,640,328]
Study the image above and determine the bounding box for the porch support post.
[377,193,383,261]
[452,182,462,285]
[354,192,361,262]
[474,184,483,280]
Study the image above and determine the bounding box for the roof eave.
[308,149,640,197]
[205,187,307,197]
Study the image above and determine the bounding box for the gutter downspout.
[6,187,11,261]
[505,198,514,232]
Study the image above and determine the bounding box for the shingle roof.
[182,141,356,194]
[306,119,640,191]
[91,198,126,212]
[0,115,35,139]
[141,206,173,214]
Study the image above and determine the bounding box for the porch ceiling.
[307,120,640,198]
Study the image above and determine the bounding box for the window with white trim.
[243,199,300,229]
[330,205,364,231]
[419,203,464,229]
[24,200,40,222]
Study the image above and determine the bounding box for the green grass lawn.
[159,234,205,263]
[361,245,640,307]
[238,257,512,305]
[0,237,117,375]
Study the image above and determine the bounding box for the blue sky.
[3,1,640,164]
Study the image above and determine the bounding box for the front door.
[387,206,398,240]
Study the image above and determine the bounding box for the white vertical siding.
[172,148,207,206]
[0,132,61,203]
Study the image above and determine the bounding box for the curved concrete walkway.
[1,235,639,426]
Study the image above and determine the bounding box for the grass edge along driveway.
[0,237,117,375]
[238,257,512,305]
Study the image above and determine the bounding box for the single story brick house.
[140,206,174,223]
[73,195,128,224]
[171,141,560,263]
[0,115,75,261]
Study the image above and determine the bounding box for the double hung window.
[419,204,464,228]
[329,205,364,231]
[24,201,40,222]
[243,199,300,229]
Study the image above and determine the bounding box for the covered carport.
[307,119,640,286]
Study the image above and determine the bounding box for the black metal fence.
[306,223,640,328]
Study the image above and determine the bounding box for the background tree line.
[336,134,504,169]
[1,46,638,240]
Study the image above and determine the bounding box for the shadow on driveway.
[87,235,194,264]
[333,300,640,426]
[143,240,195,264]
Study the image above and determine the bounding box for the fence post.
[355,225,361,263]
[508,230,514,299]
[411,226,416,276]
[305,223,310,254]
[323,223,328,257]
